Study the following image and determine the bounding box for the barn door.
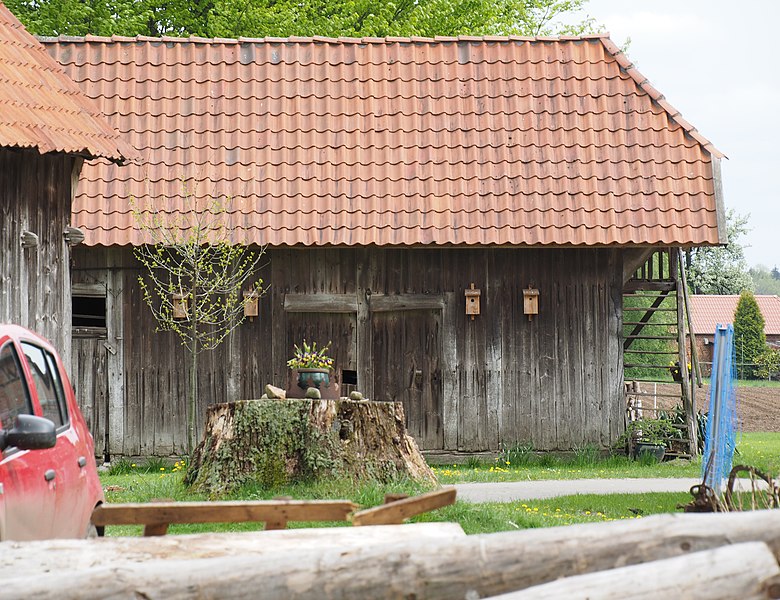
[371,310,443,449]
[286,313,358,395]
[71,334,109,461]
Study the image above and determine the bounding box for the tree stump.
[185,399,436,494]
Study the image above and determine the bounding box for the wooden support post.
[674,250,698,456]
[143,523,169,537]
[678,250,702,388]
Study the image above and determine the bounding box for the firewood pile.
[1,511,779,599]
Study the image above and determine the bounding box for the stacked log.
[2,511,780,599]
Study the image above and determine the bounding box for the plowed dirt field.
[640,383,780,432]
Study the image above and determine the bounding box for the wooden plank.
[106,249,125,457]
[484,250,501,451]
[284,293,358,313]
[91,500,358,528]
[368,294,445,312]
[441,291,459,450]
[607,249,625,443]
[552,255,571,447]
[270,249,289,392]
[623,281,676,292]
[356,248,374,399]
[351,488,456,526]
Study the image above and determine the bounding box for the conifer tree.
[733,291,767,379]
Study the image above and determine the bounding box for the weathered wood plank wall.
[71,246,624,456]
[0,149,76,367]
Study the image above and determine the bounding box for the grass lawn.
[735,432,780,475]
[98,432,778,537]
[726,378,780,388]
[433,432,779,484]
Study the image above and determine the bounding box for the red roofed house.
[43,34,725,458]
[689,295,780,373]
[0,4,132,369]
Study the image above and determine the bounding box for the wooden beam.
[623,281,676,292]
[91,500,358,529]
[712,157,728,245]
[352,487,456,526]
[368,294,445,312]
[72,282,107,297]
[622,248,654,284]
[283,293,358,313]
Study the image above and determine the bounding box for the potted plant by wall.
[287,340,335,393]
[617,418,676,462]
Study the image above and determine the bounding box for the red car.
[0,325,103,540]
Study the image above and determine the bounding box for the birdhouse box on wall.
[243,289,259,319]
[172,293,188,320]
[523,287,539,321]
[465,283,481,320]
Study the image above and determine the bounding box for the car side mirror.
[0,414,56,452]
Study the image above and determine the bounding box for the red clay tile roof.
[42,34,723,247]
[0,5,134,162]
[690,295,780,336]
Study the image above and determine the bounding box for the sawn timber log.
[2,511,780,599]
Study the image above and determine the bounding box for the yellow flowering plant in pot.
[287,340,334,391]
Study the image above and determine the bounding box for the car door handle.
[78,456,87,468]
[44,469,56,482]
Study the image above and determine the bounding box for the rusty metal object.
[724,465,780,512]
[680,484,724,513]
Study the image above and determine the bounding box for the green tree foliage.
[134,194,266,452]
[755,347,780,380]
[733,290,767,379]
[687,210,753,295]
[7,0,596,38]
[750,264,780,296]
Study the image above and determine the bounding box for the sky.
[571,0,779,269]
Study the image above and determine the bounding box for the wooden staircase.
[622,248,701,458]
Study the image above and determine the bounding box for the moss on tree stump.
[184,398,436,495]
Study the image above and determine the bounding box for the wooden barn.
[0,5,131,368]
[42,34,725,458]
